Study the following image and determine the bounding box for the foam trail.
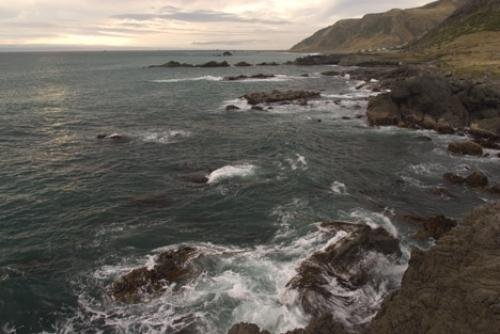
[331,181,348,195]
[207,164,256,184]
[151,76,223,83]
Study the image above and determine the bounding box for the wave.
[331,181,348,195]
[207,164,257,184]
[151,75,223,83]
[138,129,191,144]
[286,154,308,171]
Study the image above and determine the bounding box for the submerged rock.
[443,172,466,185]
[149,61,194,68]
[287,222,401,318]
[400,214,457,240]
[448,141,483,156]
[234,61,252,67]
[227,323,270,334]
[465,171,489,188]
[224,74,275,81]
[225,105,241,111]
[111,247,199,303]
[368,203,500,334]
[243,90,321,105]
[222,51,233,56]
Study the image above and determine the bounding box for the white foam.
[286,154,308,171]
[207,164,256,184]
[151,75,223,83]
[348,209,399,238]
[331,181,348,195]
[138,129,191,144]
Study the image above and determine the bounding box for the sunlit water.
[0,51,498,333]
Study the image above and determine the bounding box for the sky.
[0,0,429,50]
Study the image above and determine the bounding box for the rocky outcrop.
[287,222,401,318]
[197,61,230,68]
[448,141,484,156]
[225,105,241,111]
[443,170,489,189]
[243,90,321,105]
[399,214,457,240]
[366,68,500,137]
[111,247,199,303]
[368,202,500,334]
[222,51,233,56]
[234,61,252,67]
[224,74,274,81]
[149,61,194,68]
[228,323,271,334]
[257,62,280,66]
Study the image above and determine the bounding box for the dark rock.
[257,62,280,66]
[415,136,432,142]
[185,172,209,184]
[342,116,351,120]
[243,90,321,105]
[287,222,401,317]
[400,214,457,240]
[234,61,252,67]
[294,54,343,66]
[367,94,401,126]
[300,73,310,77]
[224,74,274,81]
[222,51,233,56]
[197,61,230,68]
[443,172,465,185]
[473,138,500,150]
[488,184,500,195]
[284,314,349,334]
[368,203,500,334]
[225,105,241,111]
[448,141,483,156]
[251,106,264,111]
[149,61,194,68]
[97,134,107,139]
[111,247,198,303]
[227,323,270,334]
[465,171,489,188]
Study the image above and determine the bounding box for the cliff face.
[368,202,500,334]
[290,0,465,53]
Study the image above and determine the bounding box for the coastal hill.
[410,0,500,75]
[290,0,466,53]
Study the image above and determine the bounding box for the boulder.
[251,106,264,111]
[368,203,500,334]
[111,247,199,303]
[234,61,252,67]
[227,323,270,334]
[465,171,489,188]
[149,61,194,68]
[243,90,321,105]
[197,61,230,68]
[367,94,401,126]
[448,141,483,156]
[225,105,241,111]
[287,222,401,317]
[400,214,457,240]
[443,172,465,185]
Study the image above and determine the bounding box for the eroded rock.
[111,247,199,303]
[227,323,270,334]
[448,141,483,156]
[400,214,457,240]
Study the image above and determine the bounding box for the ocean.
[0,50,497,333]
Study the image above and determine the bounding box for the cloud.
[112,7,289,25]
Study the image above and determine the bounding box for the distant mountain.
[291,0,466,53]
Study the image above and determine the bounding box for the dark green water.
[0,51,498,333]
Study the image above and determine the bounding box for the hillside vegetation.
[291,0,465,53]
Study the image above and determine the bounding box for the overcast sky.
[0,0,429,50]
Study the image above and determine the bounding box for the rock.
[234,61,252,67]
[465,171,488,188]
[434,124,455,134]
[284,314,349,334]
[415,136,432,142]
[149,61,194,68]
[111,247,199,303]
[488,184,500,195]
[400,214,457,240]
[368,203,500,334]
[224,74,274,81]
[297,99,308,106]
[294,54,343,66]
[257,62,280,66]
[287,222,401,317]
[227,323,270,334]
[367,94,401,126]
[448,141,483,156]
[225,105,241,111]
[443,172,465,185]
[251,106,264,111]
[185,172,209,184]
[243,90,321,105]
[300,73,309,77]
[197,61,230,68]
[473,138,500,150]
[342,116,351,120]
[97,134,107,139]
[222,51,233,56]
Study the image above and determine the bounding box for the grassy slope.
[291,0,462,53]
